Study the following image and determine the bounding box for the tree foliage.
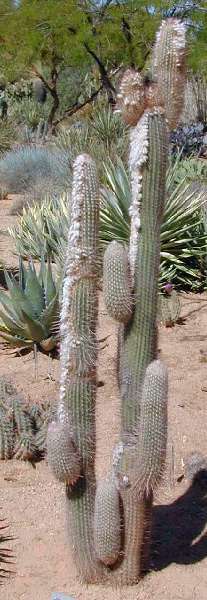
[0,1,206,124]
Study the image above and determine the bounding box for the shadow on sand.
[150,469,207,571]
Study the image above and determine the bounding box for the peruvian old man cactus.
[47,19,186,585]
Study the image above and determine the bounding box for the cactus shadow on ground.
[151,471,207,571]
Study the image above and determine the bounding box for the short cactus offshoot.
[47,19,186,585]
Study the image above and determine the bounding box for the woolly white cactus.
[47,19,186,586]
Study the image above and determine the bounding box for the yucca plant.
[55,106,128,166]
[10,97,49,130]
[9,158,207,289]
[90,106,127,154]
[0,259,59,351]
[100,158,207,289]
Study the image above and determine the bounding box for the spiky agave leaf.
[9,156,207,289]
[0,259,59,351]
[9,192,70,260]
[100,158,207,289]
[0,515,14,582]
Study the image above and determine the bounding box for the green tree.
[0,0,206,127]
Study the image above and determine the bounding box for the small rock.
[51,595,75,600]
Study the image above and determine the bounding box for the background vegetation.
[0,0,206,352]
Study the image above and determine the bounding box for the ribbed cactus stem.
[110,112,168,584]
[103,242,132,323]
[121,112,168,432]
[55,154,104,581]
[94,477,121,565]
[0,419,14,459]
[133,359,168,496]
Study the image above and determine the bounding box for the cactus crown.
[116,18,186,130]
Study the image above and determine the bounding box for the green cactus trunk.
[54,155,104,581]
[113,112,168,583]
[120,112,168,432]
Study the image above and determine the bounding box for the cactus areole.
[47,19,186,585]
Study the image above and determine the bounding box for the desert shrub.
[6,79,32,102]
[170,122,206,157]
[0,146,72,204]
[0,120,18,155]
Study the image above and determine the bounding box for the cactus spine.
[47,19,186,585]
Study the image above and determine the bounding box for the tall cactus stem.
[120,112,168,433]
[55,154,105,581]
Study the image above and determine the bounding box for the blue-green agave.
[0,259,59,351]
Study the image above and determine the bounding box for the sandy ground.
[1,199,207,600]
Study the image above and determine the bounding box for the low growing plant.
[0,145,71,199]
[0,515,13,582]
[0,376,54,461]
[0,259,59,352]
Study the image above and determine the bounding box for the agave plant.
[0,515,13,582]
[9,192,70,260]
[100,158,207,289]
[0,259,59,351]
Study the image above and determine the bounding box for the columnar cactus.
[47,18,186,585]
